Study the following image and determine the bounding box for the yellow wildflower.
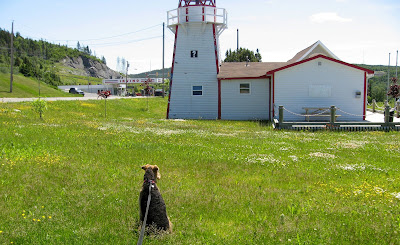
[48,216,52,219]
[42,216,45,219]
[0,231,3,234]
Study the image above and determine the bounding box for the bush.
[31,98,48,119]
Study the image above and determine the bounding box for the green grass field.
[55,63,103,86]
[1,98,400,244]
[0,72,81,98]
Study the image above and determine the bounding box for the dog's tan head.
[141,164,161,180]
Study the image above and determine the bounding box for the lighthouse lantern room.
[167,0,227,119]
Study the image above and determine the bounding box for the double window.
[192,85,203,96]
[240,83,250,94]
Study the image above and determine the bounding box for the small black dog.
[139,164,172,233]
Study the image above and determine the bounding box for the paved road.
[1,93,145,103]
[365,110,400,123]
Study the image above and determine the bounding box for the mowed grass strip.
[0,97,400,244]
[0,72,81,98]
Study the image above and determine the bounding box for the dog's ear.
[153,165,161,179]
[141,165,148,170]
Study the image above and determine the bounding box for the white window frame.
[192,85,203,96]
[239,83,251,94]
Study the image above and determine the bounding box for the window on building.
[240,83,250,94]
[192,85,203,96]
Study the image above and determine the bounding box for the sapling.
[31,98,47,119]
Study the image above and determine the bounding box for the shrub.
[31,98,48,119]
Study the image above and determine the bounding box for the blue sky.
[0,0,399,74]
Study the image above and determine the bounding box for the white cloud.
[309,12,352,23]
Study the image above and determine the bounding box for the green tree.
[224,48,262,62]
[101,56,107,65]
[31,98,48,119]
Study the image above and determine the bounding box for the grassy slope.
[0,72,80,98]
[0,98,400,244]
[55,63,103,86]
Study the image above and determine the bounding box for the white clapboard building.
[166,1,375,121]
[167,0,227,119]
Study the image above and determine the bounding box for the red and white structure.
[218,41,375,121]
[167,0,227,119]
[165,1,375,122]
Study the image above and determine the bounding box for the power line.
[51,24,162,42]
[3,22,163,45]
[88,35,163,47]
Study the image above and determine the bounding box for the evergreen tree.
[224,48,262,62]
[77,41,81,51]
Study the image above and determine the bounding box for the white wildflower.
[309,152,336,159]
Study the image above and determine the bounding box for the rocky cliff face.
[60,55,121,79]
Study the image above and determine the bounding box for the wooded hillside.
[0,28,106,87]
[355,64,399,102]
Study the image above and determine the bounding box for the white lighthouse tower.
[167,0,227,119]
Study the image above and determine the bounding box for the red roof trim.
[266,54,374,75]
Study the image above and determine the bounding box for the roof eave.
[267,55,374,75]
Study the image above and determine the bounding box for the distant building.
[166,1,374,121]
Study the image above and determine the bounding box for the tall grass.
[1,98,400,244]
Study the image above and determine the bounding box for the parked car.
[154,89,165,97]
[69,88,85,95]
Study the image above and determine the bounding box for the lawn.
[1,97,400,244]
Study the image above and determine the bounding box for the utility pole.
[126,61,129,96]
[387,53,391,101]
[237,29,239,51]
[396,50,398,78]
[9,21,14,93]
[162,22,165,98]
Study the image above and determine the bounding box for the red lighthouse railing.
[178,0,216,7]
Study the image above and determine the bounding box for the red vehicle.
[97,90,111,99]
